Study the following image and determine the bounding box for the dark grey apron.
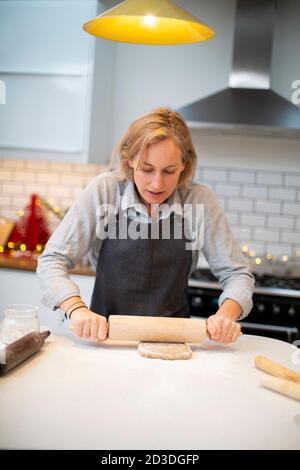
[90,194,192,319]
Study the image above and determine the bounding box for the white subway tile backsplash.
[42,185,73,198]
[201,169,227,182]
[0,159,108,227]
[283,202,300,216]
[226,212,238,225]
[245,242,265,255]
[0,170,13,182]
[229,170,255,184]
[12,171,36,183]
[231,226,252,240]
[255,200,281,214]
[25,160,49,171]
[254,228,279,242]
[242,185,267,199]
[198,179,213,190]
[265,244,293,258]
[215,184,240,197]
[48,162,73,172]
[72,187,85,199]
[256,172,282,185]
[11,195,30,209]
[280,231,299,244]
[0,159,299,260]
[61,174,85,186]
[269,188,296,201]
[37,172,59,184]
[0,208,19,220]
[227,198,253,212]
[217,197,226,209]
[285,174,300,187]
[0,195,11,206]
[241,214,266,226]
[2,182,26,195]
[73,163,103,174]
[24,183,50,196]
[267,215,294,230]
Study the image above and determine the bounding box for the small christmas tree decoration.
[7,194,51,254]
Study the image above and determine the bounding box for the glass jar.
[0,304,40,345]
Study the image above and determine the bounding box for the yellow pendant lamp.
[83,0,215,45]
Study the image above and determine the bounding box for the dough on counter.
[138,342,192,360]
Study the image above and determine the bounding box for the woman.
[37,107,254,344]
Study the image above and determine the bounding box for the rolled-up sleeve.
[201,187,255,320]
[36,175,107,310]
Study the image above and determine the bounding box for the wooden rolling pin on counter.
[255,355,300,401]
[69,315,208,345]
[108,315,208,343]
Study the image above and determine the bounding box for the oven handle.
[240,321,299,342]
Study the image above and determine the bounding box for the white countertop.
[0,332,299,450]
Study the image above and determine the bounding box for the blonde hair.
[110,107,197,188]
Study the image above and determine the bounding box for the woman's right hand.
[70,308,108,342]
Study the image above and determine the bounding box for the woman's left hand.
[206,313,241,343]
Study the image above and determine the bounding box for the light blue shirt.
[37,171,255,319]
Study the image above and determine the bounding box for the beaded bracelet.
[68,305,88,320]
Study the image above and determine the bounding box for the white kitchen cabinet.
[0,0,98,162]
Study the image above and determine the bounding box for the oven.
[188,269,300,343]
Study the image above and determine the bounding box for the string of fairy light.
[241,245,300,265]
[3,241,298,261]
[0,200,299,261]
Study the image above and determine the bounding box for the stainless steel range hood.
[177,0,300,138]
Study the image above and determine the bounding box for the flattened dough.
[138,342,192,360]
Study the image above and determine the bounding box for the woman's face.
[128,138,185,212]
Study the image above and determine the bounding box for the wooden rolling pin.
[108,315,207,343]
[260,375,300,402]
[255,355,300,383]
[70,315,207,344]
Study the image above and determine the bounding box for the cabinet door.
[0,0,97,162]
